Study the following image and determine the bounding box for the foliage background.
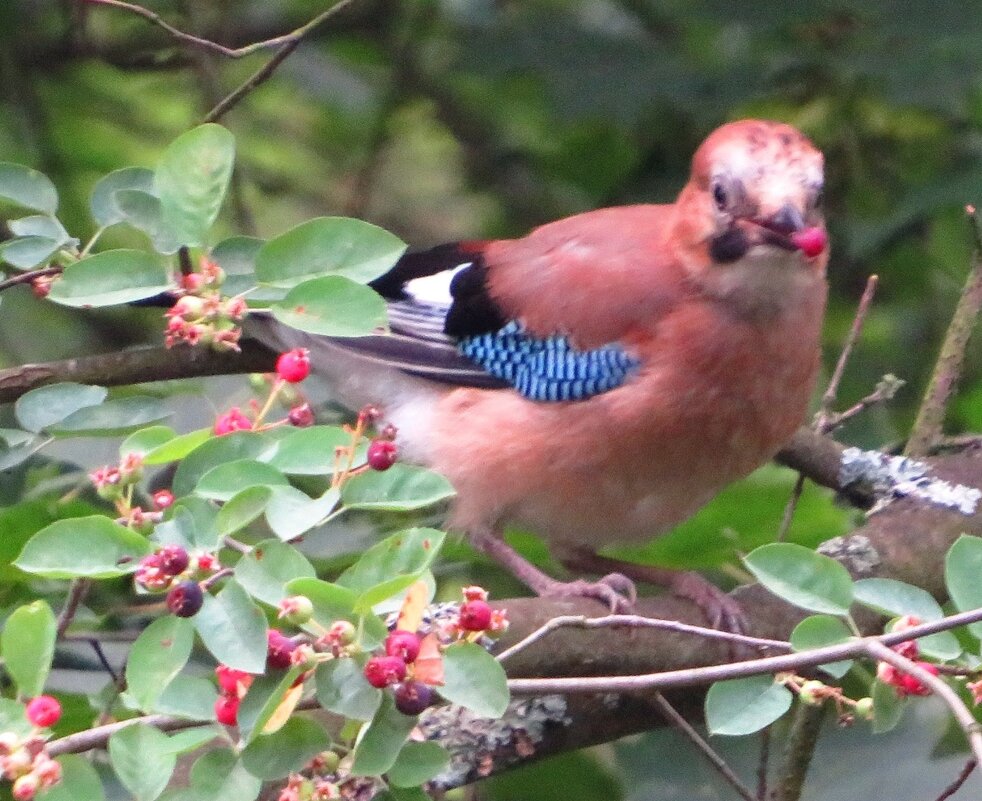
[3,0,982,798]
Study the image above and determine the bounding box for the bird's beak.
[749,203,810,252]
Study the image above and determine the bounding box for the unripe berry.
[24,696,61,728]
[288,403,315,427]
[12,772,39,801]
[167,581,204,618]
[855,697,874,720]
[392,680,434,716]
[214,694,239,726]
[152,489,175,511]
[158,545,190,576]
[366,439,398,471]
[459,599,493,631]
[276,348,311,383]
[317,750,341,774]
[267,629,298,670]
[278,595,314,626]
[385,630,421,663]
[327,620,357,646]
[363,655,407,688]
[798,680,825,706]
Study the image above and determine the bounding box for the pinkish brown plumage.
[253,119,829,627]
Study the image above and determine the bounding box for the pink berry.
[367,439,398,471]
[215,694,239,726]
[288,403,315,427]
[393,680,434,716]
[459,599,493,632]
[152,489,175,510]
[215,665,251,695]
[385,630,421,663]
[158,545,190,576]
[12,773,39,801]
[266,629,298,670]
[790,226,827,258]
[24,696,61,728]
[363,655,407,688]
[166,580,204,617]
[213,407,252,435]
[276,348,311,383]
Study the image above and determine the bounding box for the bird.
[251,119,829,630]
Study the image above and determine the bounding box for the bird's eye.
[712,181,728,211]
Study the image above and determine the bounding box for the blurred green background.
[3,0,982,797]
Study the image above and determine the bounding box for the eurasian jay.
[254,119,829,630]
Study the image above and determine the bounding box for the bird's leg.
[560,549,747,634]
[469,530,636,613]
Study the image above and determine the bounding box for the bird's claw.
[538,572,637,613]
[670,571,747,635]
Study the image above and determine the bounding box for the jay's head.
[674,119,827,274]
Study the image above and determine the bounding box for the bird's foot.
[536,573,637,613]
[669,571,747,635]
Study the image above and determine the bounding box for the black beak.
[763,203,806,235]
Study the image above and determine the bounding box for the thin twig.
[865,640,982,766]
[933,758,977,801]
[507,606,982,695]
[222,535,251,554]
[906,208,982,457]
[0,266,63,294]
[56,579,92,639]
[652,692,756,801]
[85,638,118,683]
[776,474,806,543]
[495,614,790,663]
[756,727,770,801]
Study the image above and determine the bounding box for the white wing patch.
[404,262,471,304]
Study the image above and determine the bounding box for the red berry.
[393,680,434,716]
[25,696,61,728]
[790,226,827,258]
[288,403,315,427]
[213,407,252,435]
[266,629,298,670]
[158,545,190,576]
[215,665,251,695]
[385,630,421,663]
[152,489,175,510]
[363,655,407,688]
[459,599,493,631]
[215,694,239,726]
[276,348,311,383]
[167,580,204,617]
[367,439,398,471]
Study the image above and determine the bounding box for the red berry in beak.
[790,227,827,258]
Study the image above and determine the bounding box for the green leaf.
[173,432,272,496]
[743,543,854,615]
[264,486,338,541]
[1,600,56,697]
[114,188,182,254]
[215,486,272,537]
[121,425,176,457]
[705,676,793,736]
[108,722,176,801]
[256,217,406,288]
[871,678,905,733]
[854,577,960,660]
[341,465,455,512]
[0,699,32,738]
[38,754,105,801]
[0,162,57,214]
[195,459,288,502]
[154,504,219,552]
[266,425,352,475]
[440,642,509,718]
[154,675,218,720]
[166,749,260,801]
[90,166,155,227]
[15,516,152,579]
[49,249,171,307]
[144,428,212,465]
[235,667,303,744]
[0,429,44,470]
[156,124,235,247]
[315,657,382,721]
[51,396,172,436]
[945,535,982,638]
[212,236,263,297]
[234,538,315,607]
[240,717,330,780]
[339,528,445,593]
[0,235,63,269]
[162,726,222,756]
[270,275,388,337]
[351,694,417,776]
[15,382,106,433]
[789,615,853,679]
[192,580,268,673]
[125,616,194,712]
[354,574,426,614]
[388,741,450,788]
[285,577,388,647]
[9,214,70,241]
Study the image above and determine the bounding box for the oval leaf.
[90,166,155,227]
[234,538,315,607]
[156,124,235,247]
[125,616,195,712]
[48,250,172,307]
[388,741,451,788]
[351,694,417,777]
[341,465,455,512]
[256,217,406,287]
[945,535,982,638]
[108,722,176,801]
[14,382,106,433]
[114,188,182,254]
[173,432,272,496]
[266,426,352,475]
[192,580,268,673]
[0,162,57,214]
[1,600,56,697]
[51,396,172,437]
[439,642,509,718]
[240,717,330,780]
[743,542,853,615]
[120,425,176,458]
[264,486,339,542]
[789,614,853,679]
[144,427,212,465]
[195,459,288,502]
[15,516,152,579]
[270,275,388,337]
[216,486,272,538]
[705,676,793,736]
[315,657,382,721]
[338,528,446,593]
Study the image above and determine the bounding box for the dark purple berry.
[166,580,204,617]
[158,545,190,576]
[266,629,298,670]
[366,439,398,471]
[393,680,434,715]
